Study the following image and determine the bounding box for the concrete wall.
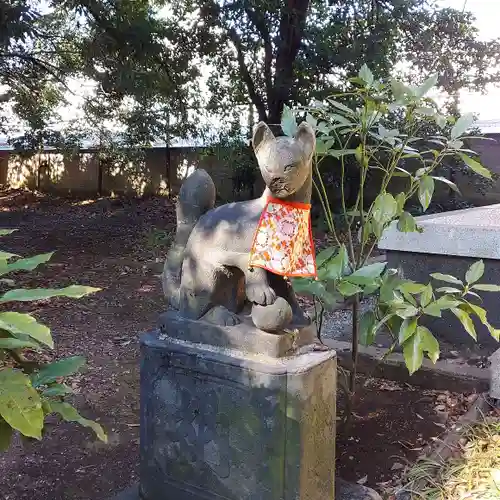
[3,147,238,200]
[3,135,500,204]
[465,134,500,204]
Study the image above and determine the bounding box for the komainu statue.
[162,121,316,333]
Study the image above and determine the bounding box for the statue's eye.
[284,164,294,171]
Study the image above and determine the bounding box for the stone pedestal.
[490,348,500,400]
[379,205,500,347]
[139,312,337,500]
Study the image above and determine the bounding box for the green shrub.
[0,229,105,449]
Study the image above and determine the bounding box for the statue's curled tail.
[162,169,216,309]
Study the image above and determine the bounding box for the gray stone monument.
[135,122,381,500]
[379,205,500,347]
[140,122,338,499]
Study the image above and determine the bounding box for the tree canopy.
[1,0,499,145]
[165,0,500,126]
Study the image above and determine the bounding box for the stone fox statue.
[162,121,316,331]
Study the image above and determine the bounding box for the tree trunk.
[268,0,311,128]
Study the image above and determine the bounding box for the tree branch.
[243,6,274,109]
[226,26,268,122]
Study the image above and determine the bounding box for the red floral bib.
[249,198,317,278]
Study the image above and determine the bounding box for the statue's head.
[252,121,316,199]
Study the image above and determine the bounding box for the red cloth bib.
[249,198,317,278]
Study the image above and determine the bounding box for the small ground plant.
[0,229,105,449]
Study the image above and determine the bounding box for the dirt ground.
[0,190,479,499]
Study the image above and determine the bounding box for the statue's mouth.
[269,177,291,196]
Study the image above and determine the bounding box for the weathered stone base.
[112,479,382,500]
[140,326,337,500]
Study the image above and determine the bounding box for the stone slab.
[112,480,382,500]
[379,204,500,259]
[386,251,500,347]
[140,329,336,500]
[490,348,500,399]
[325,339,490,393]
[158,310,317,358]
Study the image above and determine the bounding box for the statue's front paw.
[202,306,241,327]
[246,282,277,306]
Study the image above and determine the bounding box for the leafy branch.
[0,230,105,449]
[283,65,499,422]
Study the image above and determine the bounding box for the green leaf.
[306,114,317,128]
[337,280,362,297]
[316,246,337,269]
[372,193,397,226]
[0,419,13,451]
[394,304,419,319]
[0,368,43,438]
[435,114,447,129]
[459,303,500,341]
[451,113,474,139]
[403,326,440,374]
[490,328,500,341]
[418,176,434,211]
[346,262,386,286]
[436,286,463,294]
[464,303,488,326]
[292,279,340,309]
[466,260,484,285]
[472,283,500,292]
[424,296,460,318]
[359,310,377,346]
[0,229,18,237]
[395,193,406,215]
[391,80,411,101]
[48,401,107,443]
[0,285,101,303]
[458,153,492,179]
[315,138,335,155]
[281,105,297,137]
[42,384,73,397]
[0,252,54,276]
[322,245,349,280]
[31,356,86,388]
[327,99,356,116]
[398,282,426,294]
[0,338,40,349]
[415,74,438,98]
[379,272,404,303]
[399,317,417,344]
[358,64,374,85]
[451,308,477,340]
[419,326,440,364]
[432,176,460,193]
[0,312,53,348]
[430,273,463,286]
[420,284,433,308]
[397,212,417,233]
[0,251,19,260]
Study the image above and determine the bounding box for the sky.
[437,0,500,121]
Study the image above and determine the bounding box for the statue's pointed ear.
[295,122,316,159]
[252,122,275,152]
